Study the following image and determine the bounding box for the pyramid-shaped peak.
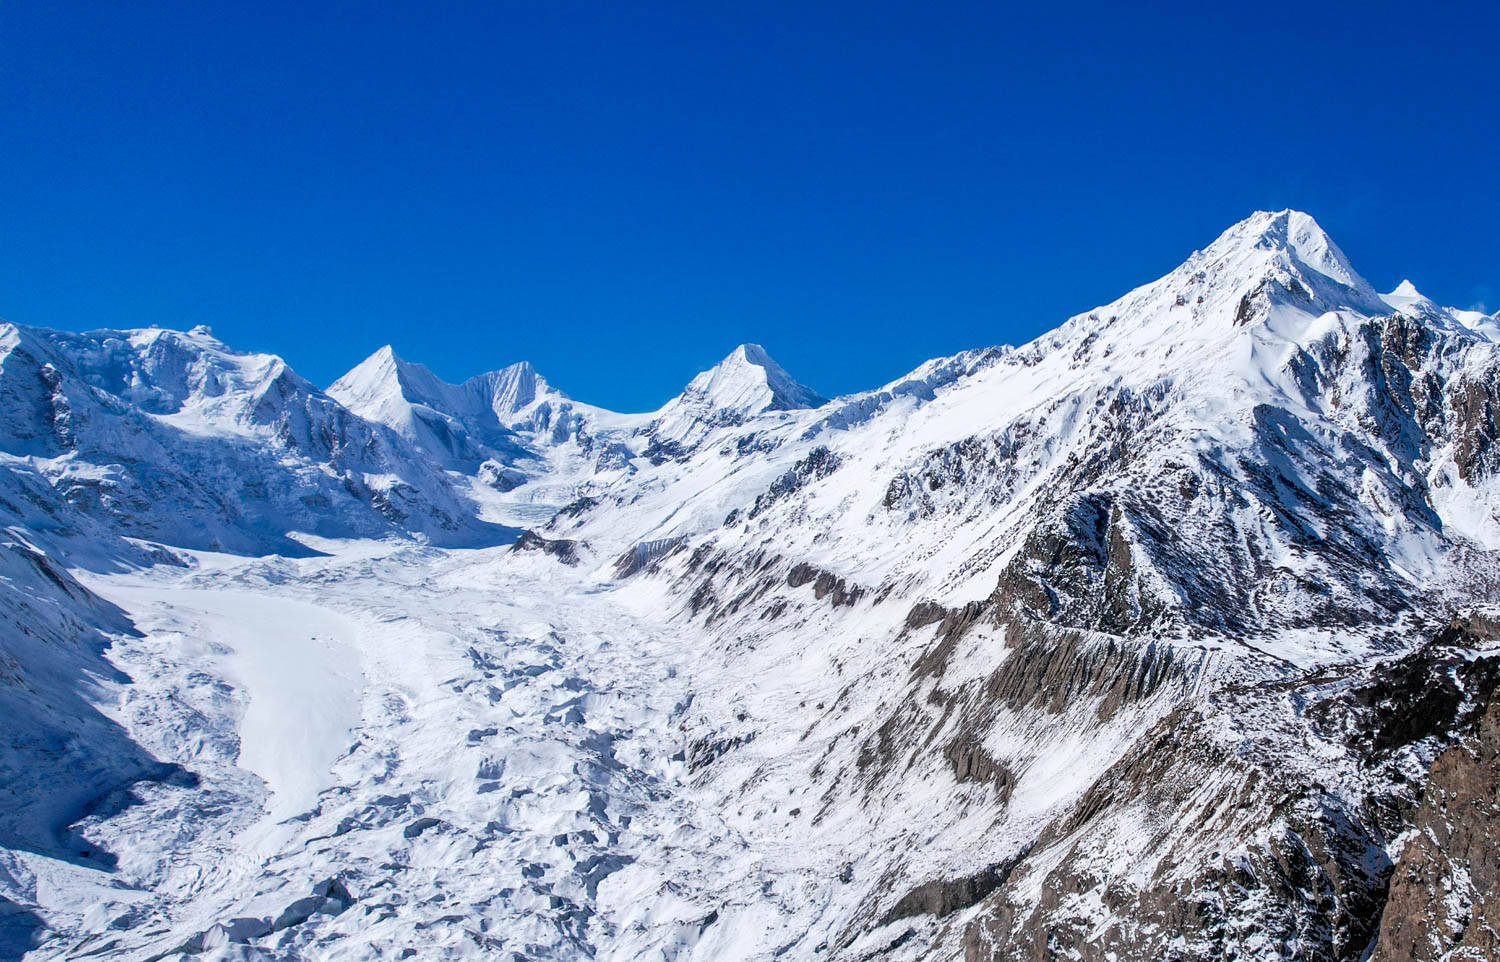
[1205,209,1370,292]
[357,343,406,367]
[1380,278,1442,316]
[694,343,826,413]
[337,344,411,377]
[330,345,438,403]
[733,343,776,366]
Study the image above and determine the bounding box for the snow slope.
[2,210,1500,962]
[0,324,512,554]
[328,347,558,472]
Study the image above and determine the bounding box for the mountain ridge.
[3,209,1500,962]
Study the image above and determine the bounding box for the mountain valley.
[2,210,1499,962]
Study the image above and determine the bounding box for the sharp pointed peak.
[708,342,784,373]
[1203,209,1370,292]
[465,358,540,387]
[489,359,540,383]
[463,358,562,414]
[676,342,826,415]
[329,344,450,407]
[728,342,771,362]
[347,343,420,372]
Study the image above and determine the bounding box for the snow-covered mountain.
[0,324,510,554]
[329,340,829,524]
[328,346,560,473]
[646,341,828,446]
[2,211,1499,962]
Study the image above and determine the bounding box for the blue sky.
[2,2,1496,411]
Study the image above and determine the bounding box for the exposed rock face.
[955,624,1500,962]
[1373,702,1500,961]
[880,849,1030,929]
[1450,374,1500,482]
[787,562,866,608]
[511,529,582,565]
[613,537,684,578]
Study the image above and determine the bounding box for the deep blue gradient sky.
[3,2,1496,411]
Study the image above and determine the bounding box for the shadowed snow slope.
[0,324,514,554]
[4,211,1500,962]
[328,346,562,471]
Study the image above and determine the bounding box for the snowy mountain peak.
[468,359,555,417]
[1046,208,1401,362]
[1381,278,1442,317]
[330,349,558,421]
[327,345,447,415]
[328,348,576,476]
[641,343,826,446]
[335,343,401,387]
[1205,208,1371,292]
[686,342,826,414]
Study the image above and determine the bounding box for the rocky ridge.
[1,211,1499,960]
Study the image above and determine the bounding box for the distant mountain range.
[2,211,1498,962]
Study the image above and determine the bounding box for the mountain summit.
[330,347,561,424]
[329,348,569,472]
[647,343,826,444]
[1211,208,1371,290]
[6,211,1500,962]
[675,342,826,415]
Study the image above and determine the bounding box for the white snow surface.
[2,210,1500,961]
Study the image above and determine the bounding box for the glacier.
[1,210,1499,961]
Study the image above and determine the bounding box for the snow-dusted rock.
[3,210,1500,962]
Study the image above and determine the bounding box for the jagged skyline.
[3,5,1497,410]
[5,200,1499,960]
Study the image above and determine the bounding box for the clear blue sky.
[2,2,1496,411]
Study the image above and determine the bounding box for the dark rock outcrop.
[879,847,1031,928]
[511,529,581,565]
[1372,700,1500,961]
[957,622,1500,962]
[614,537,684,578]
[787,563,865,608]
